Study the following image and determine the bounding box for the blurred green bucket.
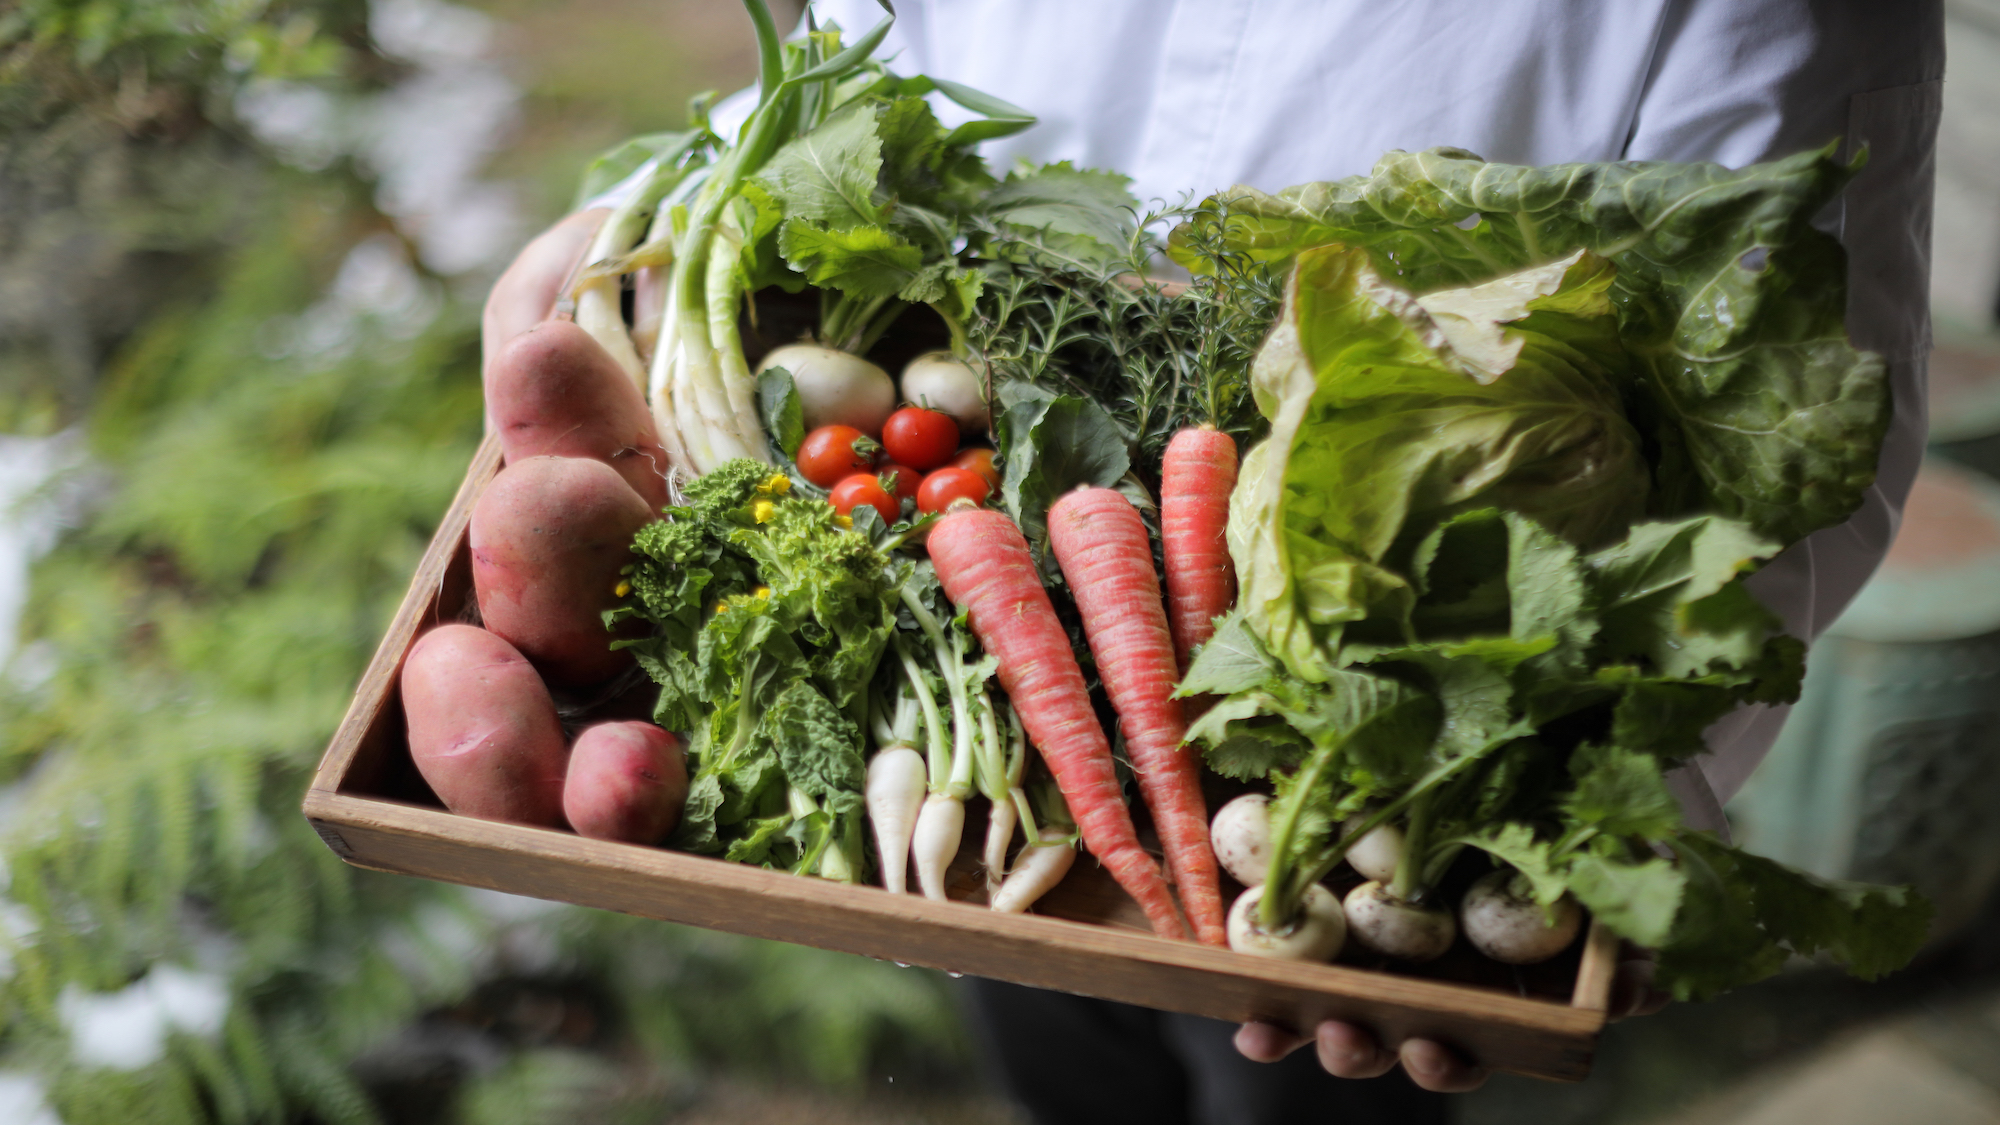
[1730,457,2000,940]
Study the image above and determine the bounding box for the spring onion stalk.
[642,2,896,472]
[568,134,707,391]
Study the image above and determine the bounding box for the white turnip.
[1210,793,1273,887]
[759,343,896,436]
[1343,880,1456,962]
[1460,870,1583,964]
[1343,816,1405,884]
[1226,883,1345,961]
[899,351,989,435]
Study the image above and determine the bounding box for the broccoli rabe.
[611,460,895,881]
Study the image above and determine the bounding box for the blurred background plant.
[0,2,992,1121]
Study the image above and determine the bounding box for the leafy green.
[758,365,807,457]
[992,383,1131,563]
[573,128,709,211]
[743,71,1033,354]
[1651,834,1931,1001]
[983,163,1138,271]
[1230,245,1647,679]
[1175,146,1889,547]
[618,464,896,878]
[1185,210,1905,991]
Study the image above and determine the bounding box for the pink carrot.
[1161,427,1239,675]
[1049,488,1226,947]
[927,507,1189,941]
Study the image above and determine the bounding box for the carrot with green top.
[927,505,1189,941]
[1049,487,1226,947]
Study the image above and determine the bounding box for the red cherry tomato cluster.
[801,406,997,526]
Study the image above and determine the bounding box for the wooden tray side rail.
[303,434,1613,1083]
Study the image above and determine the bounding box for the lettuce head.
[1233,244,1649,679]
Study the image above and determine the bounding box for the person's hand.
[1232,947,1668,1093]
[481,208,608,386]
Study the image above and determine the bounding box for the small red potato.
[487,319,672,510]
[472,455,653,687]
[563,721,688,844]
[402,624,567,827]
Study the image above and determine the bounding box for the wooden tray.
[302,434,1617,1082]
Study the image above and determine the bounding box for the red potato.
[403,624,567,827]
[472,455,654,687]
[486,320,672,511]
[564,721,688,844]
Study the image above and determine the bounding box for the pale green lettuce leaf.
[1176,146,1887,547]
[1231,245,1644,679]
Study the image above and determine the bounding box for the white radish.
[1226,883,1345,961]
[911,792,966,902]
[899,351,989,435]
[991,828,1077,913]
[1343,817,1405,884]
[760,343,896,435]
[867,746,927,895]
[1210,793,1273,887]
[1460,870,1584,964]
[981,794,1019,897]
[1343,880,1456,962]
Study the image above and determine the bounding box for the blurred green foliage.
[0,0,371,434]
[0,2,968,1121]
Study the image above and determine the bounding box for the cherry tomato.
[796,425,876,488]
[951,447,1001,490]
[917,466,991,514]
[881,406,960,471]
[830,474,899,526]
[874,462,924,505]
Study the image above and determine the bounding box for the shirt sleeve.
[1625,0,1944,813]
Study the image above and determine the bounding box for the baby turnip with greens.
[1343,881,1456,963]
[1460,869,1583,965]
[975,696,1032,897]
[1210,793,1272,888]
[1343,816,1404,885]
[1227,883,1344,962]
